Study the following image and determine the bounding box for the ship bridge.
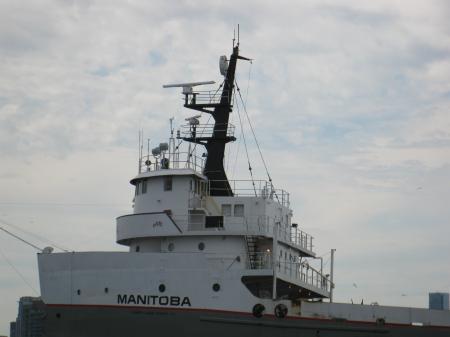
[119,42,333,302]
[119,160,330,300]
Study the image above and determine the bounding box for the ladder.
[245,235,258,269]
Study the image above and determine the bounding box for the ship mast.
[201,44,238,196]
[173,41,250,196]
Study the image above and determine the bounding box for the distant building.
[14,296,45,337]
[9,321,16,337]
[429,292,450,310]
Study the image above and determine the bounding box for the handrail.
[275,260,331,292]
[246,252,273,269]
[169,214,313,252]
[208,180,290,208]
[245,251,330,293]
[179,123,235,139]
[184,90,230,105]
[139,152,205,174]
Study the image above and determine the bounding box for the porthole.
[252,303,265,318]
[168,243,174,251]
[104,287,109,293]
[212,283,220,292]
[198,242,205,251]
[159,284,166,293]
[77,289,81,295]
[135,245,140,252]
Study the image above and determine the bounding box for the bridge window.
[205,216,224,228]
[164,176,172,191]
[142,179,147,193]
[188,210,205,230]
[234,204,244,217]
[222,204,231,216]
[135,182,140,195]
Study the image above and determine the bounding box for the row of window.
[222,204,244,217]
[191,179,208,196]
[135,177,173,196]
[135,242,206,253]
[135,177,210,196]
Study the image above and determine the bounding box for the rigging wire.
[235,80,281,204]
[229,61,252,177]
[235,80,272,183]
[0,218,70,252]
[234,87,257,197]
[0,224,43,252]
[244,60,253,107]
[0,246,39,295]
[231,130,242,180]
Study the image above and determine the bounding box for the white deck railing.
[170,214,314,253]
[246,252,330,294]
[276,261,331,293]
[246,252,273,269]
[208,180,290,208]
[179,123,236,139]
[139,151,205,174]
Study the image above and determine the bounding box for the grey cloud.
[1,0,450,334]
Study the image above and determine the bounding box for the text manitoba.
[117,294,191,307]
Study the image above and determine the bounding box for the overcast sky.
[1,0,450,333]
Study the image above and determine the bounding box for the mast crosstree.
[169,44,250,196]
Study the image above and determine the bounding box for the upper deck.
[138,150,205,176]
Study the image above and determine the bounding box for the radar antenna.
[164,33,251,196]
[163,81,215,94]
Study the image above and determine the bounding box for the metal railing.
[276,224,313,252]
[208,180,290,208]
[246,252,273,269]
[246,252,330,293]
[139,152,205,174]
[223,216,312,251]
[184,90,230,105]
[276,261,331,293]
[179,123,235,139]
[169,213,314,253]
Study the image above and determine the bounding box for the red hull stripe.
[46,303,450,330]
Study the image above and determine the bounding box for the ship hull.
[43,304,450,337]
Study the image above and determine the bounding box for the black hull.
[43,304,450,337]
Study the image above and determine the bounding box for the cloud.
[1,0,450,334]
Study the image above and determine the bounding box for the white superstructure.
[37,39,450,337]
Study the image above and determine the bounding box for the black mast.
[180,43,249,196]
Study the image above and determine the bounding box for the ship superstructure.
[37,39,450,337]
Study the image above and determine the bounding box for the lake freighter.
[38,38,450,337]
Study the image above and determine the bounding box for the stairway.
[245,236,258,269]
